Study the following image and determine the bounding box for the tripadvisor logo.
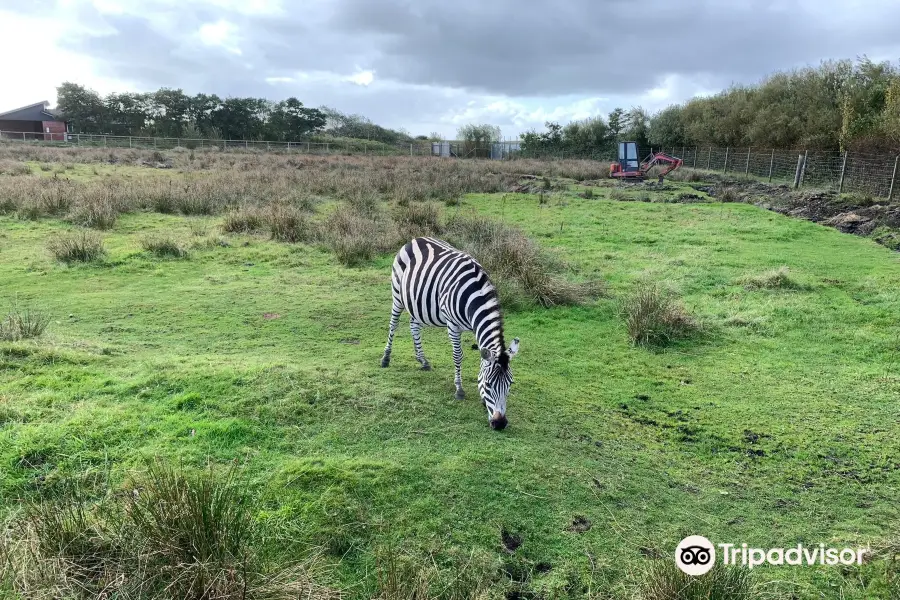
[676,535,716,576]
[675,535,870,574]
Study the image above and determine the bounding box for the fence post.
[681,146,686,159]
[889,155,899,202]
[410,143,413,157]
[799,150,808,187]
[767,149,775,182]
[723,147,729,174]
[693,147,698,168]
[104,136,107,147]
[745,147,751,175]
[707,147,711,170]
[838,151,848,193]
[22,132,26,142]
[793,153,804,189]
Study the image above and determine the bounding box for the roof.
[0,101,67,122]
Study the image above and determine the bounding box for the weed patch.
[46,230,105,263]
[0,304,50,341]
[622,280,701,346]
[140,234,189,258]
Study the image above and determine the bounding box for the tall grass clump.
[221,205,265,233]
[634,560,757,600]
[739,266,799,290]
[392,201,443,239]
[322,203,395,266]
[140,234,189,258]
[46,230,105,263]
[446,214,602,309]
[0,304,51,341]
[68,195,119,230]
[267,203,316,242]
[622,280,700,346]
[0,461,335,600]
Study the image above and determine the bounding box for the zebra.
[380,236,520,430]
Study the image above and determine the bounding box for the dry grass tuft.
[446,214,603,309]
[267,203,316,243]
[47,230,105,263]
[739,266,799,290]
[141,234,189,258]
[634,560,757,600]
[0,304,51,341]
[0,461,339,600]
[622,280,701,346]
[222,206,266,233]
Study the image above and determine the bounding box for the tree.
[649,106,686,149]
[457,124,501,158]
[608,108,626,141]
[623,107,651,150]
[56,82,106,133]
[267,98,326,140]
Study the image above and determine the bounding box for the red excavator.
[609,141,682,182]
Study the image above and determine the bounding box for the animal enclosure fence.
[659,146,900,200]
[0,130,433,156]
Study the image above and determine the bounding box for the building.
[0,101,71,141]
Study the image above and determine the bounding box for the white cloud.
[344,70,375,86]
[0,8,130,111]
[197,20,242,55]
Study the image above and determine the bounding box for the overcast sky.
[1,0,899,138]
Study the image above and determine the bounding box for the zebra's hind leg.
[447,324,464,399]
[381,301,403,368]
[409,318,431,371]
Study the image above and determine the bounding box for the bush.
[622,280,700,346]
[0,304,50,341]
[47,230,105,263]
[715,185,740,202]
[141,234,189,258]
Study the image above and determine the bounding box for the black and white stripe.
[380,237,520,430]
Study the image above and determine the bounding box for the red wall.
[42,120,67,141]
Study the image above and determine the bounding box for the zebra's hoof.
[420,363,432,371]
[455,390,466,400]
[380,359,390,368]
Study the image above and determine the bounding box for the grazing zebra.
[380,237,520,430]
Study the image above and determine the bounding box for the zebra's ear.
[480,347,493,362]
[508,338,520,358]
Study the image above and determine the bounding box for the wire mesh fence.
[0,130,434,156]
[661,146,900,200]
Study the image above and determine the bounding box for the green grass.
[2,173,900,598]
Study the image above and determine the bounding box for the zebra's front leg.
[447,324,464,400]
[409,318,431,371]
[380,301,403,368]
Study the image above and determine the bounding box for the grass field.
[1,145,899,599]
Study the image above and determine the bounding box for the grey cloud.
[40,0,900,134]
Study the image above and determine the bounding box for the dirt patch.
[566,516,592,533]
[262,312,281,320]
[501,528,523,553]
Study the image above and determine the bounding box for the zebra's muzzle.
[489,412,507,431]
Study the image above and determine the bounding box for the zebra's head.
[477,338,520,430]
